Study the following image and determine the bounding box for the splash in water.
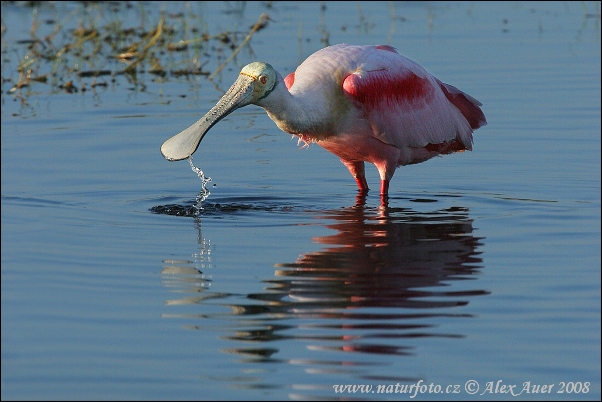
[188,156,212,207]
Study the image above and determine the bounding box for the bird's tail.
[435,79,487,130]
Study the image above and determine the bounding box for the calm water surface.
[1,1,600,400]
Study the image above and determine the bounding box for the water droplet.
[188,156,212,209]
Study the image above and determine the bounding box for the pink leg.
[379,180,390,207]
[374,158,396,198]
[380,180,389,196]
[341,160,369,193]
[355,176,369,193]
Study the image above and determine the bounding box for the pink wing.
[342,47,486,153]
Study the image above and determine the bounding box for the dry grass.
[1,2,271,105]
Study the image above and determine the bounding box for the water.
[1,1,600,400]
[188,156,212,206]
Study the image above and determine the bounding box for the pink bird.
[161,44,486,198]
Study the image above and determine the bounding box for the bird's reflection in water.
[250,199,486,354]
[160,196,487,388]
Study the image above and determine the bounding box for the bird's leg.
[341,160,369,193]
[374,159,395,199]
[380,180,389,196]
[380,180,390,207]
[355,176,369,193]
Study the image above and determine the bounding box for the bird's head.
[240,62,278,102]
[161,62,278,161]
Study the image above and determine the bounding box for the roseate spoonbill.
[161,44,486,197]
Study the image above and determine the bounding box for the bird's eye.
[259,75,268,85]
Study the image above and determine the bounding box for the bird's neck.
[256,80,332,139]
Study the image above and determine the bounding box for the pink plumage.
[280,44,486,195]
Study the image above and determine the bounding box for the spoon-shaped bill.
[161,75,256,161]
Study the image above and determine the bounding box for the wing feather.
[342,48,478,151]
